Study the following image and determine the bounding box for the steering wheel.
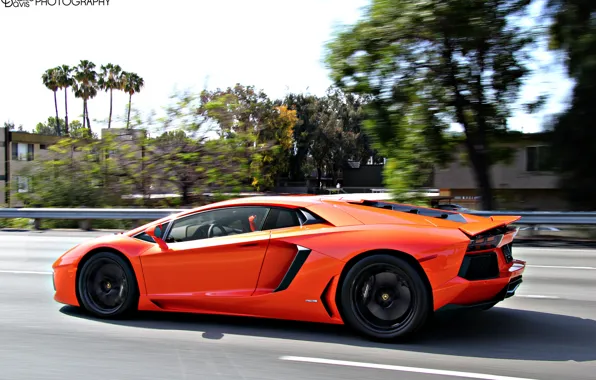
[207,223,228,238]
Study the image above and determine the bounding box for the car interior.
[164,206,302,243]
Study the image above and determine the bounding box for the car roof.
[126,193,478,237]
[177,193,395,212]
[186,195,323,210]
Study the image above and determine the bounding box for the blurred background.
[1,0,595,239]
[1,3,596,380]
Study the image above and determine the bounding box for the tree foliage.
[325,0,536,209]
[152,130,211,205]
[198,84,298,190]
[41,60,144,133]
[34,117,94,139]
[284,88,376,185]
[545,0,596,209]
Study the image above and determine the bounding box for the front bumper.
[52,263,80,307]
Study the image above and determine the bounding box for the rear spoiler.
[458,215,521,237]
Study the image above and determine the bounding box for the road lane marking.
[279,356,539,380]
[516,295,560,299]
[526,265,596,270]
[0,270,52,275]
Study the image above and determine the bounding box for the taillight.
[467,234,504,252]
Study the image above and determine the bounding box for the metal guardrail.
[1,207,596,227]
[0,208,181,220]
[0,208,183,229]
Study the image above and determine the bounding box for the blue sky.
[0,0,575,136]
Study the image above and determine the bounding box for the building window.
[526,145,553,172]
[15,176,30,193]
[12,143,34,161]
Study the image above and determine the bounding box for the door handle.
[238,243,259,248]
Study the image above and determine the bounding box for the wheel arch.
[75,247,141,306]
[334,249,434,315]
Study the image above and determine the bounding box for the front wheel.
[338,254,431,341]
[77,252,139,318]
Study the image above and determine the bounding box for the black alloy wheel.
[77,252,139,318]
[338,254,431,341]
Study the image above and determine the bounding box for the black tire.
[337,254,431,342]
[77,252,139,318]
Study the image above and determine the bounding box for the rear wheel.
[338,254,431,341]
[77,252,139,318]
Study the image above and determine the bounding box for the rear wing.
[458,215,521,237]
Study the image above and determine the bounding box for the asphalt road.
[0,230,595,380]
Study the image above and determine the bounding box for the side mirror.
[146,224,169,250]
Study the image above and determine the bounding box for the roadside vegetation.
[3,0,595,212]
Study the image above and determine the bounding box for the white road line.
[0,270,52,275]
[516,295,560,299]
[526,265,596,270]
[279,356,538,380]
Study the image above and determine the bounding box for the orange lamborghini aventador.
[52,195,525,341]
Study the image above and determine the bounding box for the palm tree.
[98,63,123,129]
[42,68,61,135]
[73,60,98,131]
[56,65,74,135]
[121,71,144,128]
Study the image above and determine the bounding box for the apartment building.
[433,132,566,210]
[325,132,566,210]
[1,127,152,207]
[1,127,61,206]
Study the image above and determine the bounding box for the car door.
[140,206,272,300]
[253,207,330,295]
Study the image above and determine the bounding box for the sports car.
[52,195,525,341]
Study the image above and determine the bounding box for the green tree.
[199,84,297,190]
[308,94,360,186]
[56,65,74,135]
[325,0,536,209]
[42,67,61,135]
[545,0,596,209]
[4,121,24,131]
[152,130,211,206]
[285,88,377,183]
[121,71,144,129]
[284,93,320,180]
[67,120,95,139]
[73,60,98,131]
[250,104,297,189]
[155,90,252,204]
[34,118,94,139]
[98,64,123,129]
[34,117,63,136]
[101,129,155,206]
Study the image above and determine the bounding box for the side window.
[261,208,302,231]
[164,207,270,243]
